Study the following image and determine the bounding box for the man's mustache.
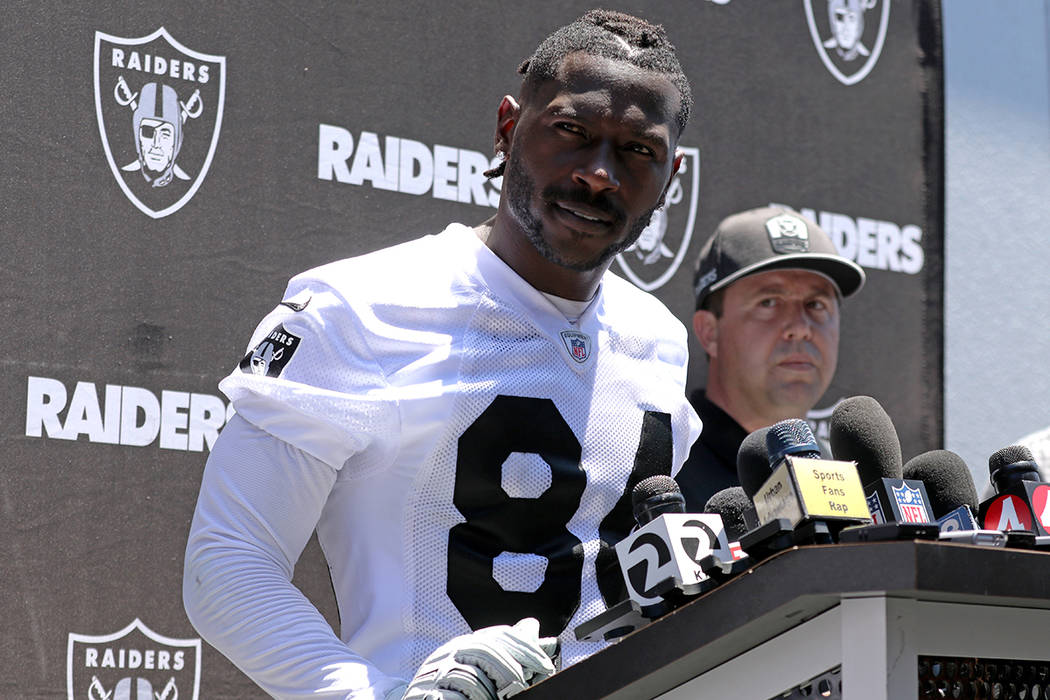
[541,184,624,224]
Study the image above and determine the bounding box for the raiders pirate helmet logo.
[94,27,226,218]
[615,147,700,292]
[67,618,201,700]
[804,0,890,86]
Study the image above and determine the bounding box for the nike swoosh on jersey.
[279,296,312,312]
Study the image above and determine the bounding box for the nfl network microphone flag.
[865,478,935,524]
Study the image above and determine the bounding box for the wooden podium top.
[522,540,1050,699]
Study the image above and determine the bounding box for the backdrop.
[1,1,943,697]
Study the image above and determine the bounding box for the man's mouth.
[552,200,617,230]
[778,355,817,371]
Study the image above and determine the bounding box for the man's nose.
[782,303,814,340]
[573,143,620,194]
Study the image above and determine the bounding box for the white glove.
[397,618,558,700]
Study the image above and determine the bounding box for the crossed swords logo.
[88,675,178,700]
[113,74,202,183]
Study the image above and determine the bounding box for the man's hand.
[397,618,558,700]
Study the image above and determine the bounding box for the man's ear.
[670,149,684,180]
[692,309,718,359]
[495,95,520,157]
[657,149,684,206]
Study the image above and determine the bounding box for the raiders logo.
[67,618,201,700]
[240,325,302,378]
[94,27,226,218]
[804,0,890,86]
[615,147,700,292]
[765,213,811,254]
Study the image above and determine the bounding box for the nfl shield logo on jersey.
[67,619,201,700]
[560,330,591,364]
[94,27,226,218]
[615,147,700,292]
[892,483,930,523]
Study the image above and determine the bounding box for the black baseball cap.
[693,206,865,309]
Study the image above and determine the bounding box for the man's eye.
[626,143,655,157]
[556,122,585,135]
[758,298,777,308]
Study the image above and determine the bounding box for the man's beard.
[502,150,660,272]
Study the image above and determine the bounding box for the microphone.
[989,445,1041,492]
[613,475,734,613]
[748,419,870,532]
[902,449,1007,546]
[736,426,771,503]
[978,446,1050,535]
[703,486,753,543]
[734,425,800,559]
[575,475,733,643]
[830,396,935,526]
[633,473,685,524]
[829,395,902,481]
[902,449,978,527]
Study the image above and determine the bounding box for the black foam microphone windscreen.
[988,445,1040,493]
[902,449,978,518]
[704,486,751,541]
[765,419,821,465]
[737,426,771,499]
[631,474,685,525]
[829,395,903,483]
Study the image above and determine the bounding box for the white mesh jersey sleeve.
[218,267,402,473]
[183,415,406,699]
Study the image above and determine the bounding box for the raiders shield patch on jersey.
[239,325,301,377]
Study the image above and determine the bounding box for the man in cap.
[676,206,865,509]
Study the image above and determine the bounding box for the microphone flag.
[615,513,732,608]
[752,456,871,527]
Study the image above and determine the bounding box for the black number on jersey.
[595,410,673,604]
[447,395,671,637]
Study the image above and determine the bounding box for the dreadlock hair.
[485,9,693,179]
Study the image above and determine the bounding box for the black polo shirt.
[677,390,747,512]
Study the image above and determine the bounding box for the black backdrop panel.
[1,2,942,696]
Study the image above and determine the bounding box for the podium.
[524,541,1050,699]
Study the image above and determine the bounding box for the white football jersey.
[215,223,701,687]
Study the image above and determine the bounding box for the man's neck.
[476,215,606,301]
[704,381,803,435]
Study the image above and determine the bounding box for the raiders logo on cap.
[765,213,811,254]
